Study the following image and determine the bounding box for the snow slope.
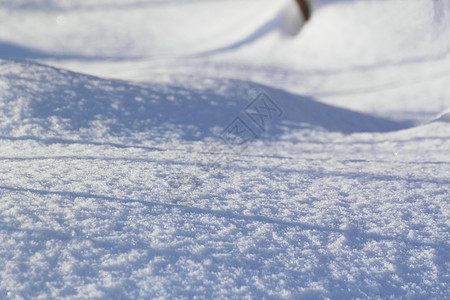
[0,0,449,298]
[2,0,447,122]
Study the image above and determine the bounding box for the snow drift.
[0,59,413,144]
[0,0,449,299]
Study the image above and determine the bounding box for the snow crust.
[0,0,449,298]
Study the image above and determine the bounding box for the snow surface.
[0,0,449,298]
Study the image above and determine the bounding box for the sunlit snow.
[0,0,449,298]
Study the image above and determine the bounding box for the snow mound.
[0,59,412,144]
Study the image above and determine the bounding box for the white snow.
[0,0,449,298]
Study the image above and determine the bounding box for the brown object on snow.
[296,0,311,21]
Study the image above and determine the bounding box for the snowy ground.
[0,0,449,298]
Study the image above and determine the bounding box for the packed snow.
[0,0,449,298]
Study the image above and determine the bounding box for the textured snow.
[0,0,449,298]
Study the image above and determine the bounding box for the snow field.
[0,0,449,298]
